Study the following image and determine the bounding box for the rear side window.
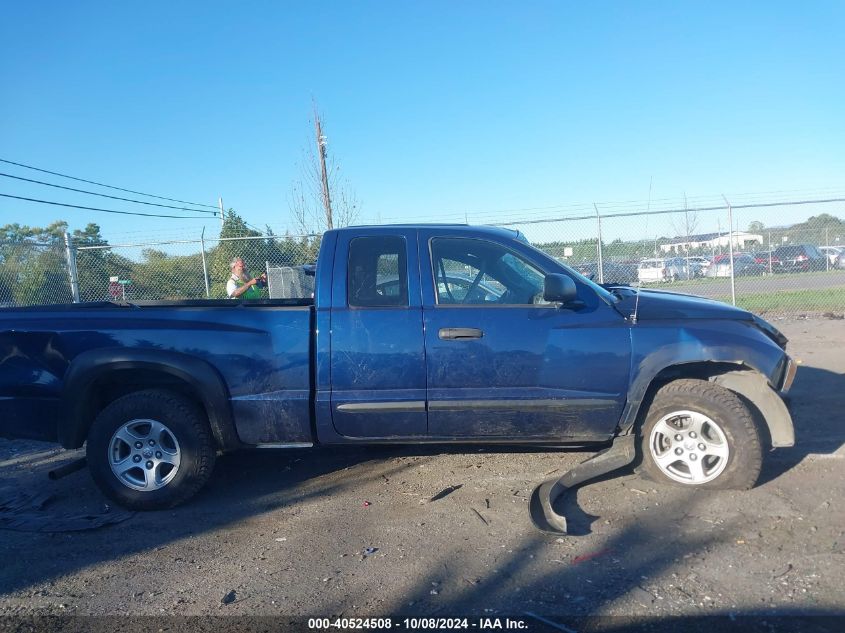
[347,236,408,307]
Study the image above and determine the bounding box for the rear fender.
[59,348,241,451]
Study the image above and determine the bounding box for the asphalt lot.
[0,318,843,626]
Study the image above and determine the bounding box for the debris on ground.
[471,508,489,526]
[221,590,237,605]
[571,549,612,565]
[429,484,463,502]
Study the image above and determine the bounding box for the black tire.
[638,379,761,490]
[86,389,216,510]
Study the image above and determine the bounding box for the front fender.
[619,320,789,432]
[59,348,241,451]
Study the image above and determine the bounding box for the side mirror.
[544,274,577,303]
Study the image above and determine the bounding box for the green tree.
[0,220,103,305]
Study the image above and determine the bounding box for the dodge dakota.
[0,225,796,531]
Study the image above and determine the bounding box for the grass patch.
[666,269,845,289]
[711,288,845,314]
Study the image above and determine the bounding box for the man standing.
[226,257,266,299]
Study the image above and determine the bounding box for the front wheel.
[639,379,761,489]
[86,389,217,510]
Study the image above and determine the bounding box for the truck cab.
[317,225,630,443]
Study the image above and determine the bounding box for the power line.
[0,158,218,209]
[490,196,845,227]
[243,221,266,235]
[0,172,221,215]
[0,193,215,220]
[380,186,845,224]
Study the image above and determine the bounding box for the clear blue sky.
[1,1,844,244]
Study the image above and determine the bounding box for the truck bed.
[0,300,314,445]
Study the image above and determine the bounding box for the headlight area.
[780,356,798,394]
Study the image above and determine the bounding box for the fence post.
[826,227,830,271]
[594,203,604,283]
[64,233,81,303]
[768,231,773,274]
[721,195,736,306]
[200,228,210,298]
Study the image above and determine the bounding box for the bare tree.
[289,104,361,234]
[670,193,701,279]
[671,193,700,246]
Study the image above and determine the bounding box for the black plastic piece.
[529,434,636,535]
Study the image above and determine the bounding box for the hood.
[615,288,753,321]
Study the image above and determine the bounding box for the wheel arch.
[59,348,242,452]
[620,360,794,448]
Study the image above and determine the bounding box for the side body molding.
[59,348,241,451]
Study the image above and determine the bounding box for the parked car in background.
[752,251,783,273]
[835,250,845,270]
[707,254,766,278]
[683,256,711,278]
[711,253,745,264]
[637,258,687,283]
[574,261,638,285]
[377,273,503,304]
[819,246,844,267]
[772,244,827,273]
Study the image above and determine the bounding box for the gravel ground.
[0,317,843,624]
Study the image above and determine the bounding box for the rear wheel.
[86,389,216,510]
[639,379,761,490]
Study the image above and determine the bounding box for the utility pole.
[218,197,225,230]
[314,107,333,230]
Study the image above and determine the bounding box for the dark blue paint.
[0,225,791,450]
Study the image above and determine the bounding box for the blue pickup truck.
[0,225,796,530]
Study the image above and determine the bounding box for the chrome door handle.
[438,327,483,340]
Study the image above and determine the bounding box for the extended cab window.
[347,236,408,307]
[430,238,548,305]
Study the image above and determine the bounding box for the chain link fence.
[2,199,844,315]
[503,198,845,316]
[0,239,75,306]
[0,232,320,305]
